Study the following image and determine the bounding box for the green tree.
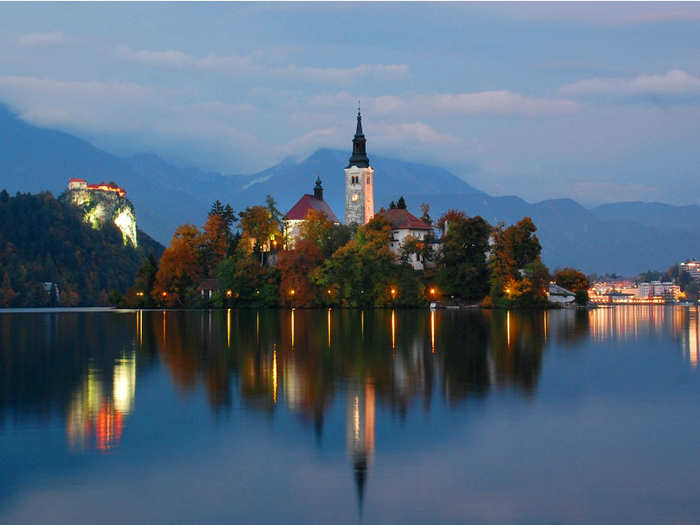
[437,213,491,301]
[315,216,395,307]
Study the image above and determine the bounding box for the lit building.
[345,109,375,225]
[376,208,433,270]
[680,260,700,280]
[283,177,339,248]
[589,280,681,304]
[68,177,87,190]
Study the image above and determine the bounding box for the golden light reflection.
[291,308,295,349]
[272,349,278,404]
[391,309,396,350]
[543,310,548,341]
[430,309,436,353]
[346,382,376,490]
[67,360,133,452]
[136,310,143,346]
[506,310,511,349]
[361,310,364,339]
[227,308,231,348]
[256,310,260,344]
[688,307,698,368]
[327,308,332,349]
[162,310,166,343]
[113,353,136,416]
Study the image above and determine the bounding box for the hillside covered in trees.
[0,190,163,306]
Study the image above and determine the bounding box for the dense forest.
[0,190,163,306]
[120,195,571,309]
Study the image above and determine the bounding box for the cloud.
[562,70,700,96]
[16,32,75,47]
[278,119,464,164]
[0,75,176,101]
[115,46,408,83]
[480,3,700,25]
[310,90,578,117]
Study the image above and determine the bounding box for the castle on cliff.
[64,178,137,247]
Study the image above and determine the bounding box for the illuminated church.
[283,109,376,247]
[344,109,375,225]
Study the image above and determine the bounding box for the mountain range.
[2,104,699,275]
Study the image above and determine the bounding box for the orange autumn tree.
[201,213,229,276]
[278,239,323,307]
[153,224,203,306]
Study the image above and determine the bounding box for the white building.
[282,177,339,249]
[377,208,433,270]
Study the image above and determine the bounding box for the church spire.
[347,107,369,168]
[314,175,323,201]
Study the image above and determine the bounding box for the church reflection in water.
[132,308,558,504]
[2,305,697,505]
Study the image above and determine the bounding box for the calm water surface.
[1,307,700,524]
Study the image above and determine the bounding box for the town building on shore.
[680,260,700,280]
[589,280,681,304]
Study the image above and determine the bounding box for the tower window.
[366,176,371,184]
[351,194,359,202]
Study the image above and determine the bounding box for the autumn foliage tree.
[488,217,548,307]
[278,240,323,307]
[153,224,202,306]
[553,268,590,293]
[553,267,590,305]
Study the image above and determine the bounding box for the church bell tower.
[344,108,375,225]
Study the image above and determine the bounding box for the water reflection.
[683,306,700,369]
[2,305,698,514]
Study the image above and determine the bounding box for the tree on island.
[488,217,549,307]
[436,210,491,302]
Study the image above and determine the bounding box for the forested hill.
[0,190,163,307]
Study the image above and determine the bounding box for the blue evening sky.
[0,2,699,205]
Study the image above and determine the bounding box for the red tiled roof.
[377,208,432,230]
[284,194,339,223]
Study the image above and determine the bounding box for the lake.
[1,306,700,524]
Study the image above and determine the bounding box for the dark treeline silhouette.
[0,190,163,306]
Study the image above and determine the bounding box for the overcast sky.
[1,2,699,205]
